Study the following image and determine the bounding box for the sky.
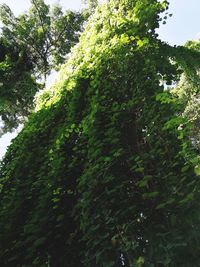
[158,0,200,45]
[0,0,200,159]
[0,0,83,14]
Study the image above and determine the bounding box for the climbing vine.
[1,1,200,266]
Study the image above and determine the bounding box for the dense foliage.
[1,0,200,266]
[0,0,85,134]
[0,42,38,135]
[172,40,200,152]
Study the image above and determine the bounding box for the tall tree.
[0,0,85,135]
[1,0,200,266]
[172,40,200,152]
[0,0,84,79]
[0,39,39,135]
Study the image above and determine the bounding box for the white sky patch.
[0,128,21,160]
[46,70,58,89]
[195,32,200,40]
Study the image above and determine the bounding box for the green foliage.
[0,0,84,78]
[0,42,39,136]
[1,0,200,266]
[82,0,99,11]
[171,39,200,152]
[0,0,85,134]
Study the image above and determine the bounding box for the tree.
[0,0,85,135]
[83,0,99,11]
[0,39,39,135]
[1,0,200,266]
[0,0,85,79]
[172,40,200,152]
